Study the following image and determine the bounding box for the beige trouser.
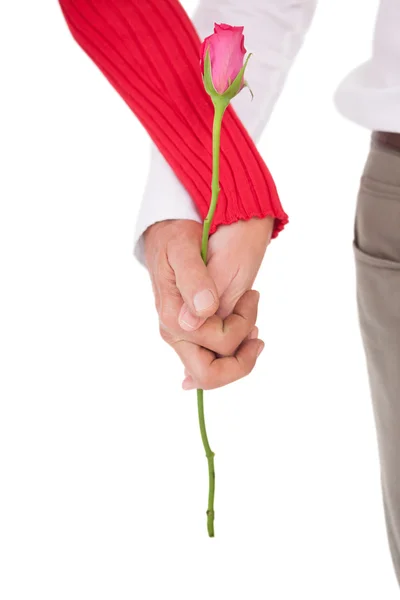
[354,133,400,584]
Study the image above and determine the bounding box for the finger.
[219,290,259,349]
[205,219,273,320]
[157,270,207,334]
[145,221,215,337]
[174,338,265,391]
[178,305,208,333]
[168,237,219,323]
[248,326,258,340]
[181,290,260,356]
[182,376,195,390]
[157,266,185,334]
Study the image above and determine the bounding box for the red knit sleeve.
[58,0,288,238]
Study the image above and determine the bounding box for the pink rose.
[200,23,246,95]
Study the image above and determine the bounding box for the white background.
[1,0,398,598]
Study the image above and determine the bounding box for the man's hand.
[144,217,274,390]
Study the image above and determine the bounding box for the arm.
[59,0,288,253]
[59,0,317,389]
[135,0,318,262]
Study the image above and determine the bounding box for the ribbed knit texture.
[59,0,288,237]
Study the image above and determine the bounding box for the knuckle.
[159,324,174,344]
[159,321,181,346]
[243,359,255,377]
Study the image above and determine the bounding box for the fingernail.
[182,377,195,391]
[256,342,265,357]
[178,305,203,331]
[193,289,215,313]
[249,326,258,340]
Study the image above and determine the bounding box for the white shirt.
[134,0,400,264]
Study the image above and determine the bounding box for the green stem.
[197,389,215,537]
[197,100,227,538]
[201,102,226,261]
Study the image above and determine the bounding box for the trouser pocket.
[355,174,400,263]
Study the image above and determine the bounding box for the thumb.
[167,236,219,332]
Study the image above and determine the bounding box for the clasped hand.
[144,217,274,390]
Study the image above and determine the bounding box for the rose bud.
[200,23,252,103]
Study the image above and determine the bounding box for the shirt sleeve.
[134,0,318,264]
